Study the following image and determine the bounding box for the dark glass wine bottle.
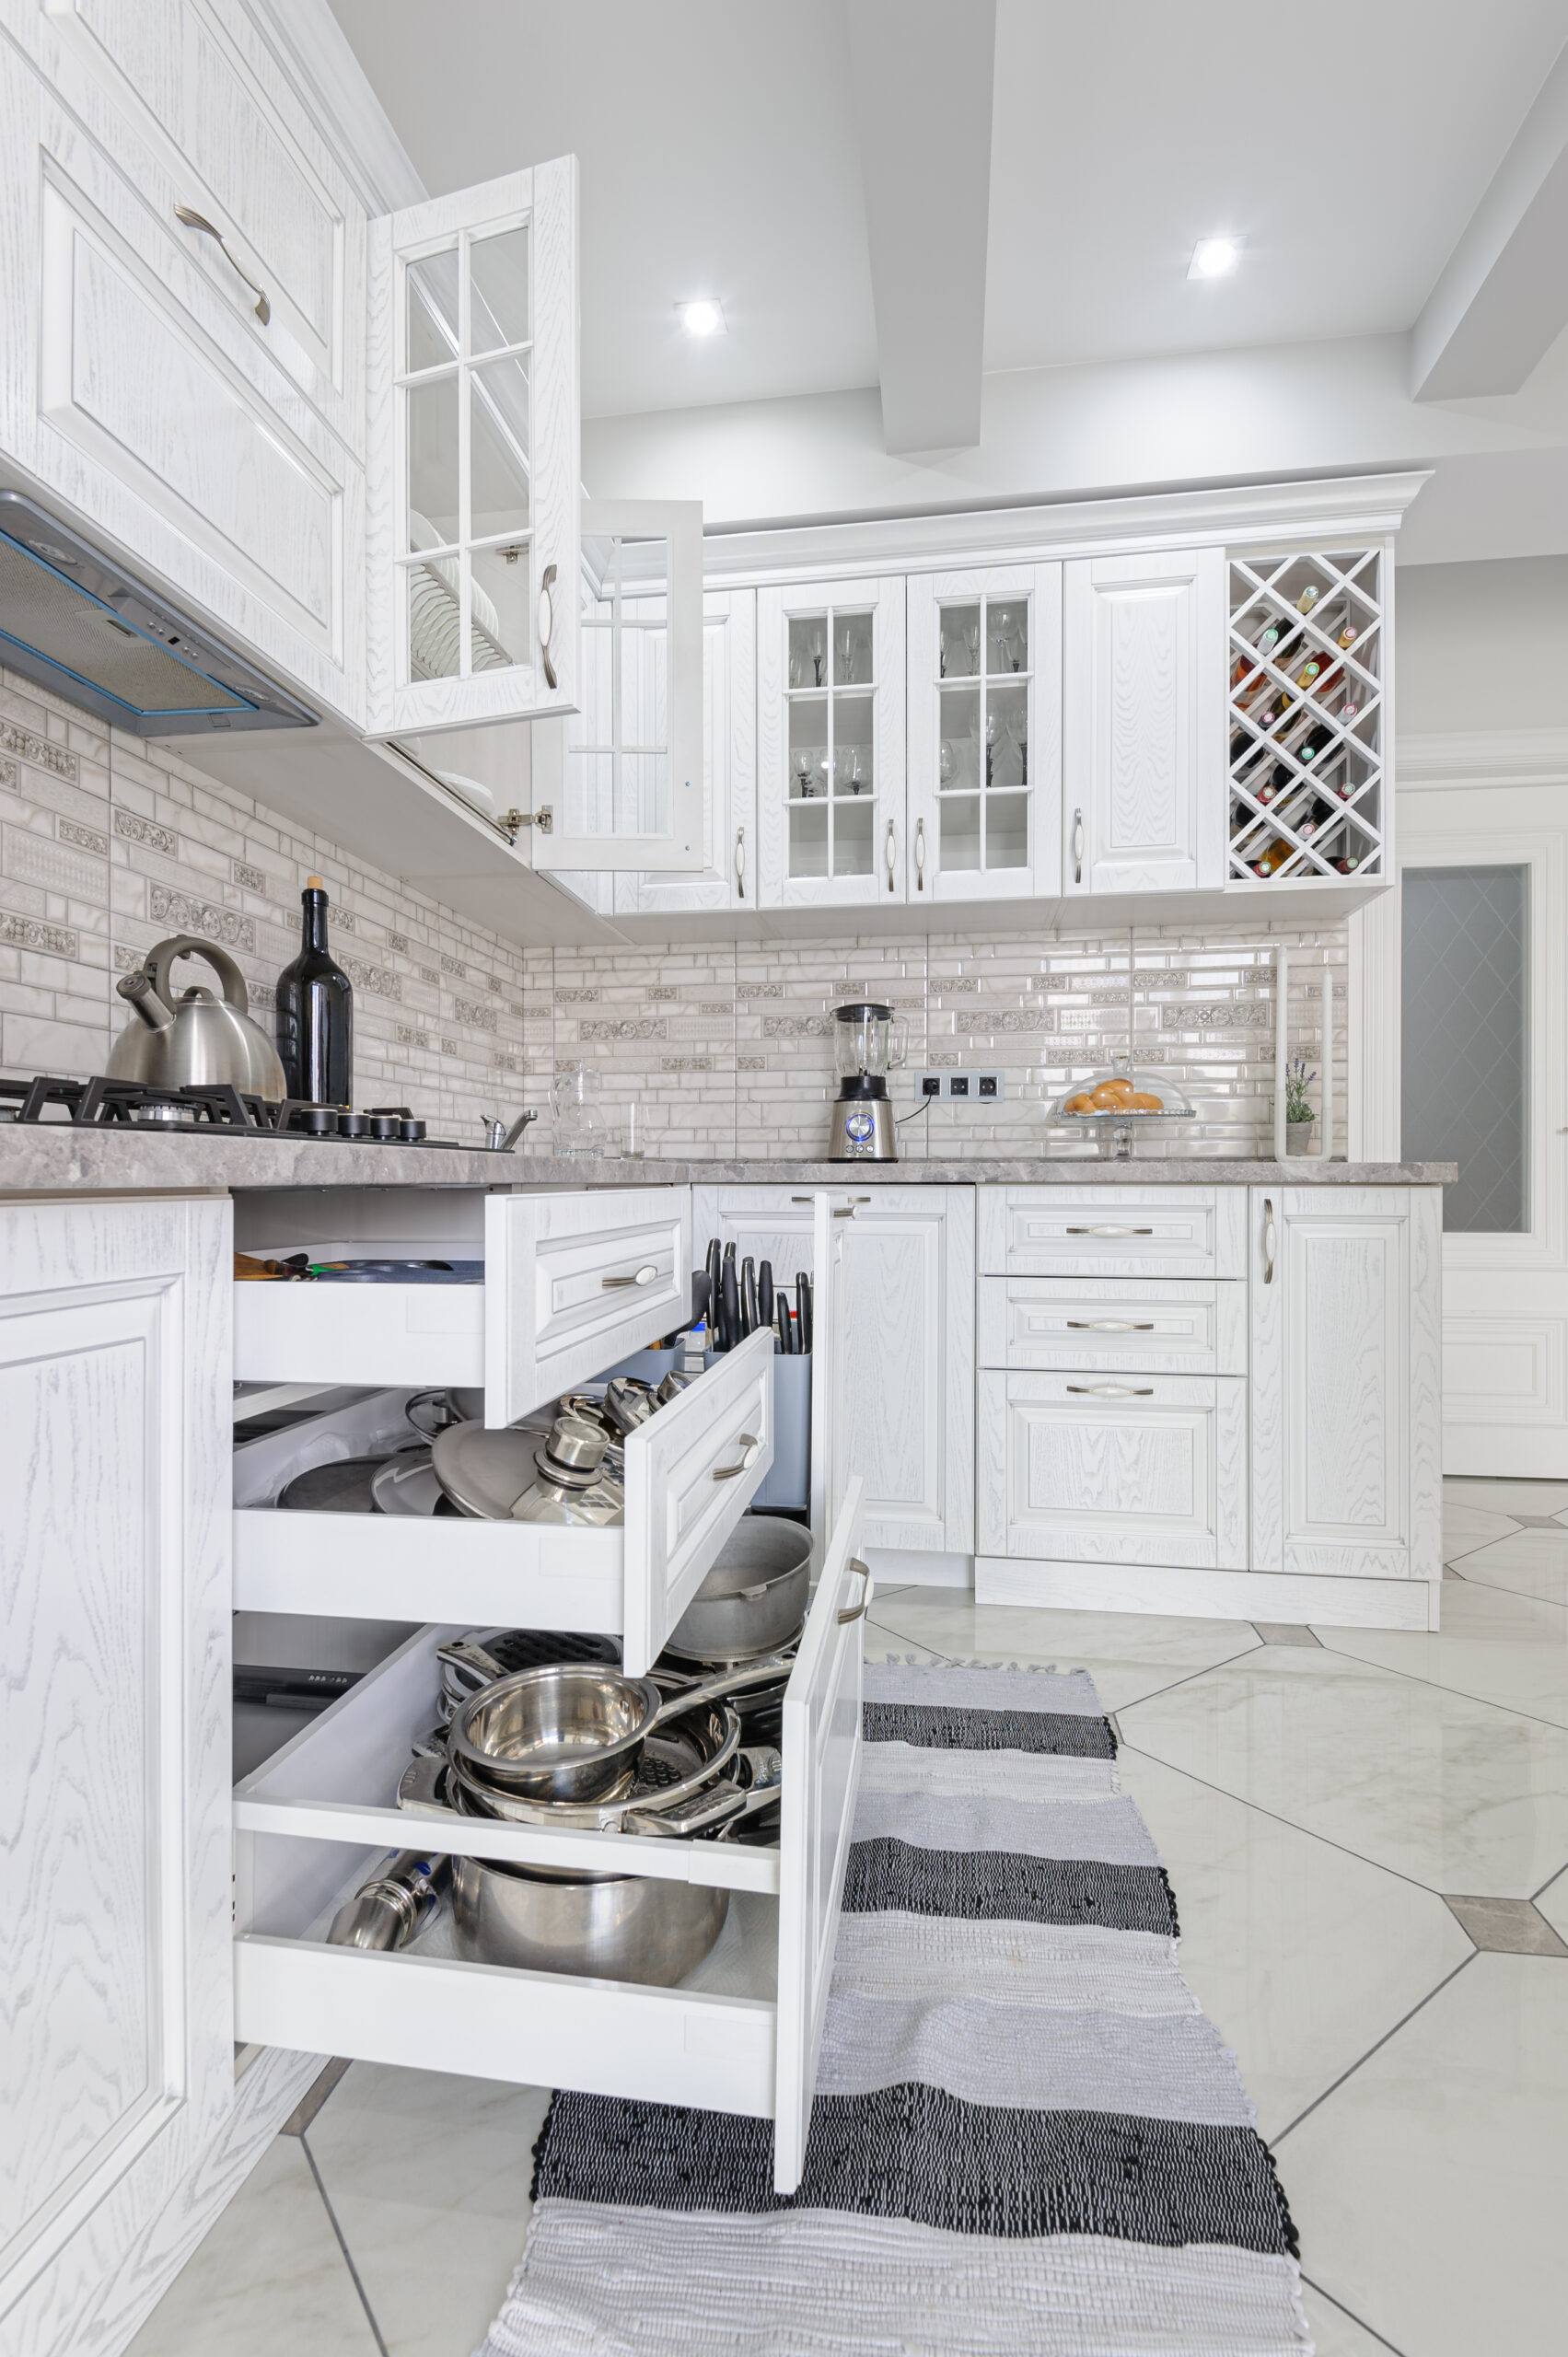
[276,875,354,1106]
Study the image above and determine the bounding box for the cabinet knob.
[174,204,270,324]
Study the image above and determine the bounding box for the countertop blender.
[828,1000,906,1159]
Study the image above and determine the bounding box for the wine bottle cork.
[306,874,324,889]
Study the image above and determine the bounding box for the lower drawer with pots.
[979,1275,1246,1376]
[232,1327,778,1676]
[977,1369,1248,1569]
[232,1481,868,2196]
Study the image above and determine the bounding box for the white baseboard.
[975,1555,1436,1631]
[865,1547,974,1590]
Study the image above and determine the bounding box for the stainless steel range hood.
[0,492,316,734]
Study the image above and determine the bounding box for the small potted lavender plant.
[1284,1056,1317,1155]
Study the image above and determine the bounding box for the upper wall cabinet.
[616,586,757,915]
[365,158,580,738]
[756,575,906,908]
[1062,547,1225,898]
[906,563,1061,904]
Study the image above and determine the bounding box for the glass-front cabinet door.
[366,157,580,737]
[905,563,1061,902]
[756,576,905,908]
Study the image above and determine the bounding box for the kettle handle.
[146,934,250,1016]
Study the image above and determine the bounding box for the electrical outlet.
[918,1071,943,1098]
[947,1073,970,1098]
[937,1068,1005,1105]
[976,1071,1003,1100]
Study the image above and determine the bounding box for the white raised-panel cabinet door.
[483,1187,691,1426]
[527,500,704,872]
[775,1474,867,2193]
[1063,546,1225,896]
[0,1196,233,2357]
[906,563,1062,904]
[366,157,580,737]
[1249,1186,1441,1581]
[757,575,906,909]
[619,588,758,912]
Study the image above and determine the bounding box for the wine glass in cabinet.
[905,563,1061,903]
[756,576,906,908]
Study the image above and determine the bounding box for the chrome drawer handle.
[1073,807,1084,885]
[735,825,746,900]
[838,1558,873,1624]
[1263,1197,1276,1284]
[1065,1319,1156,1331]
[174,204,270,323]
[713,1434,760,1480]
[1064,1225,1155,1237]
[1066,1383,1155,1397]
[539,562,559,690]
[602,1263,659,1290]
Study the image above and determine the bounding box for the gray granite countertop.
[0,1124,1456,1195]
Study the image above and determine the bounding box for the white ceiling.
[330,0,1568,423]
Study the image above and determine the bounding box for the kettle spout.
[116,968,175,1032]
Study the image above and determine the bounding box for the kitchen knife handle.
[796,1273,813,1355]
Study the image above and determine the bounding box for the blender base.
[827,1092,897,1160]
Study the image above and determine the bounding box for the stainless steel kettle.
[109,933,286,1101]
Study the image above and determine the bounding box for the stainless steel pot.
[666,1517,812,1662]
[451,1852,728,1984]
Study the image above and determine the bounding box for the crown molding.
[697,471,1434,588]
[248,0,426,215]
[1397,727,1568,786]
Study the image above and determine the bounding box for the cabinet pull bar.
[1064,1225,1155,1237]
[837,1558,873,1623]
[885,818,897,893]
[793,1195,870,1206]
[735,825,746,900]
[1066,1383,1155,1397]
[538,563,559,690]
[173,205,270,323]
[1263,1198,1276,1284]
[713,1434,760,1480]
[1065,1319,1156,1330]
[1072,807,1084,886]
[914,816,925,892]
[602,1264,659,1289]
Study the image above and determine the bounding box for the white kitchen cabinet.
[978,1184,1245,1280]
[978,1368,1248,1570]
[1249,1185,1443,1583]
[1063,546,1225,897]
[366,157,580,737]
[0,1194,234,2353]
[979,1274,1247,1376]
[231,1490,868,2199]
[756,575,907,908]
[905,562,1061,903]
[0,36,366,723]
[693,1185,974,1557]
[617,587,758,912]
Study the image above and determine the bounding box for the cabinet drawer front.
[485,1190,691,1428]
[979,1187,1241,1278]
[978,1276,1245,1374]
[978,1370,1246,1569]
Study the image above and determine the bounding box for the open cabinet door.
[529,498,705,871]
[808,1189,853,1556]
[774,1475,868,2193]
[366,157,580,737]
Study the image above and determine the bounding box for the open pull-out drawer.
[233,1186,692,1427]
[233,1327,776,1675]
[232,1481,867,2195]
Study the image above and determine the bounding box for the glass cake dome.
[1046,1058,1196,1157]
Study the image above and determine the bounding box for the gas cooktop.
[0,1074,453,1144]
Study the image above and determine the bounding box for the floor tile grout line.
[299,2130,390,2357]
[1270,1952,1477,2149]
[1307,1628,1568,1740]
[1442,1564,1568,1613]
[1116,1738,1474,1903]
[1300,2273,1408,2356]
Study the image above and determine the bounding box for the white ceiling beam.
[1411,37,1568,401]
[844,0,995,454]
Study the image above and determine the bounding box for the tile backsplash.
[0,660,1346,1158]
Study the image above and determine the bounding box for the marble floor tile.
[1454,1525,1568,1609]
[1120,1645,1568,1896]
[1534,1860,1568,1941]
[1441,1499,1520,1564]
[1117,1748,1473,2140]
[1442,1893,1568,1956]
[863,1592,1261,1712]
[1320,1576,1568,1732]
[1299,2281,1404,2356]
[1442,1476,1568,1517]
[127,2134,378,2357]
[1279,1955,1568,2356]
[305,2062,550,2357]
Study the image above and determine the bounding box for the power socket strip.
[918,1069,1005,1104]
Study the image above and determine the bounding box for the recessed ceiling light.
[676,298,726,338]
[1188,237,1242,281]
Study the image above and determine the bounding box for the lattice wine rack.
[1227,548,1384,884]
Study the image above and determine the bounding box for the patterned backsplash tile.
[0,659,1349,1158]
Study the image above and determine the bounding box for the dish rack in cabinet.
[232,1481,869,2195]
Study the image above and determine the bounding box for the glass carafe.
[549,1062,606,1158]
[832,1001,906,1084]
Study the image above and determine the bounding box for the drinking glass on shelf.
[810,627,825,686]
[842,746,865,795]
[938,627,947,679]
[815,750,835,797]
[965,620,980,672]
[618,1100,645,1159]
[788,653,803,688]
[839,622,856,684]
[795,752,814,799]
[938,740,955,787]
[984,712,998,788]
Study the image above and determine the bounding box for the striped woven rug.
[477,1660,1311,2355]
